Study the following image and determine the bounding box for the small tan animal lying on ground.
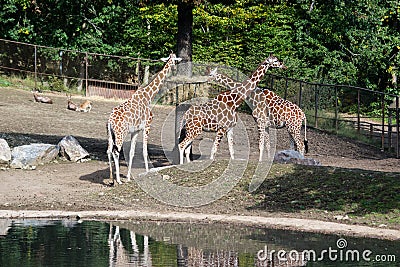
[67,95,78,111]
[32,91,53,104]
[66,95,92,112]
[77,100,92,112]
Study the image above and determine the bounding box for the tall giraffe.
[107,53,181,185]
[210,73,308,160]
[178,54,286,164]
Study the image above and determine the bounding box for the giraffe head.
[160,53,182,65]
[207,67,219,81]
[262,54,287,70]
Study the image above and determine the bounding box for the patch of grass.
[251,163,400,228]
[0,74,86,95]
[0,77,11,86]
[0,74,36,89]
[152,160,400,228]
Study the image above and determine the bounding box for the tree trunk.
[176,1,193,76]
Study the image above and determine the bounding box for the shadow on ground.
[249,164,400,216]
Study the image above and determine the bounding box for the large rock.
[58,135,89,162]
[0,138,11,166]
[10,143,59,169]
[274,150,321,166]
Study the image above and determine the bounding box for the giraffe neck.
[230,63,270,108]
[213,73,241,89]
[138,59,174,102]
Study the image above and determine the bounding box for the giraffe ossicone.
[107,53,181,185]
[178,54,287,165]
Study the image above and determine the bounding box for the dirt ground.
[0,87,399,239]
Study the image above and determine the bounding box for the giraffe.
[209,73,308,161]
[178,54,287,164]
[107,53,181,185]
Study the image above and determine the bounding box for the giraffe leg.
[294,129,305,155]
[288,125,304,155]
[126,132,139,181]
[107,124,122,185]
[210,128,226,160]
[179,146,185,165]
[142,127,150,172]
[184,143,192,163]
[257,121,265,161]
[112,150,122,184]
[226,128,234,159]
[287,128,295,150]
[265,126,271,159]
[179,138,195,164]
[178,120,201,164]
[107,148,114,184]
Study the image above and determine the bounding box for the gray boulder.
[274,150,321,166]
[58,135,89,162]
[0,138,11,166]
[10,143,59,169]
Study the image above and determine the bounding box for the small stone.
[334,215,349,220]
[162,174,171,180]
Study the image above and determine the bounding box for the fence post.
[334,86,338,133]
[314,84,318,128]
[396,96,399,158]
[369,124,373,139]
[136,59,141,84]
[284,78,288,100]
[381,94,385,151]
[388,109,392,149]
[34,45,37,90]
[299,81,303,109]
[357,88,361,133]
[85,53,88,96]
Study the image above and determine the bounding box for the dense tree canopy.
[0,0,399,95]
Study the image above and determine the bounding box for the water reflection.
[0,219,398,267]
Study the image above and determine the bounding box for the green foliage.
[0,0,399,105]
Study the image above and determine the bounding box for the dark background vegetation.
[0,1,399,111]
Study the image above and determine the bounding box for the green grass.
[147,160,400,229]
[0,74,86,95]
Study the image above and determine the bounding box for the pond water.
[0,219,398,266]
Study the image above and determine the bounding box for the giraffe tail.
[107,122,116,152]
[177,116,193,160]
[304,116,309,153]
[178,115,185,139]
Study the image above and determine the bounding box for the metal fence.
[0,38,162,98]
[0,38,399,157]
[262,74,399,157]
